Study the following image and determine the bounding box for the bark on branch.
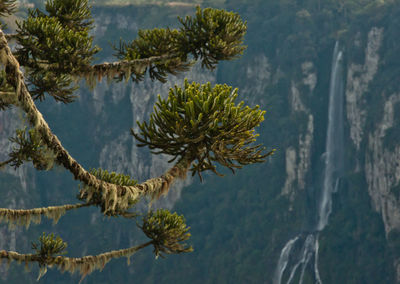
[0,240,153,282]
[0,203,92,228]
[0,30,192,216]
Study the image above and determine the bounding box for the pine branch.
[0,157,14,168]
[0,3,261,282]
[2,29,187,193]
[8,54,181,89]
[79,53,178,88]
[78,157,191,215]
[0,203,92,229]
[132,80,272,180]
[0,209,192,281]
[0,240,153,282]
[79,7,247,87]
[0,28,192,216]
[6,127,57,170]
[10,6,246,101]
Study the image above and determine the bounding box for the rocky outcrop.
[302,61,317,92]
[282,114,314,200]
[282,69,315,199]
[242,55,316,200]
[346,27,383,150]
[298,115,313,190]
[0,109,33,279]
[242,54,271,100]
[365,93,400,235]
[290,81,307,113]
[364,92,400,282]
[345,25,400,240]
[282,147,297,198]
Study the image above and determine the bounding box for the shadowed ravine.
[273,42,344,284]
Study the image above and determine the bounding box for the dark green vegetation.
[1,0,400,283]
[0,0,270,282]
[132,80,269,179]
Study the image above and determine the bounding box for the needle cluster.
[133,79,272,179]
[0,0,270,281]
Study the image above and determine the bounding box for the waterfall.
[274,236,299,284]
[317,42,344,230]
[273,42,344,284]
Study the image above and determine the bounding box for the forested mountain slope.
[1,0,400,283]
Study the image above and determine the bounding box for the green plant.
[140,209,193,258]
[0,0,270,280]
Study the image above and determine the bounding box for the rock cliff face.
[347,26,400,281]
[83,11,400,283]
[0,110,34,281]
[2,2,400,284]
[279,26,400,235]
[283,76,315,197]
[346,27,383,151]
[344,26,400,239]
[274,24,400,282]
[365,93,400,232]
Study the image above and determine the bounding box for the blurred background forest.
[1,0,400,283]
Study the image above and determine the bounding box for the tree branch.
[0,29,192,216]
[0,203,92,228]
[0,240,153,282]
[0,157,14,168]
[82,53,177,83]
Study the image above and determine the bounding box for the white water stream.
[273,42,344,284]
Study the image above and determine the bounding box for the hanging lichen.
[0,203,91,229]
[0,1,270,282]
[0,211,192,282]
[77,158,190,216]
[0,29,192,218]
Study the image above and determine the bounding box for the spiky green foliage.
[15,0,99,102]
[87,168,138,187]
[31,232,68,260]
[114,6,246,82]
[178,7,247,69]
[114,29,192,83]
[5,127,56,170]
[0,1,268,281]
[139,209,193,258]
[132,79,272,179]
[45,0,93,30]
[31,232,67,279]
[0,237,153,282]
[0,210,191,281]
[78,168,139,216]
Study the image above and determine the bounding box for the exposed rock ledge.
[346,27,383,150]
[283,79,314,199]
[365,93,400,235]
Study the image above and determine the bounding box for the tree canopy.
[0,0,272,281]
